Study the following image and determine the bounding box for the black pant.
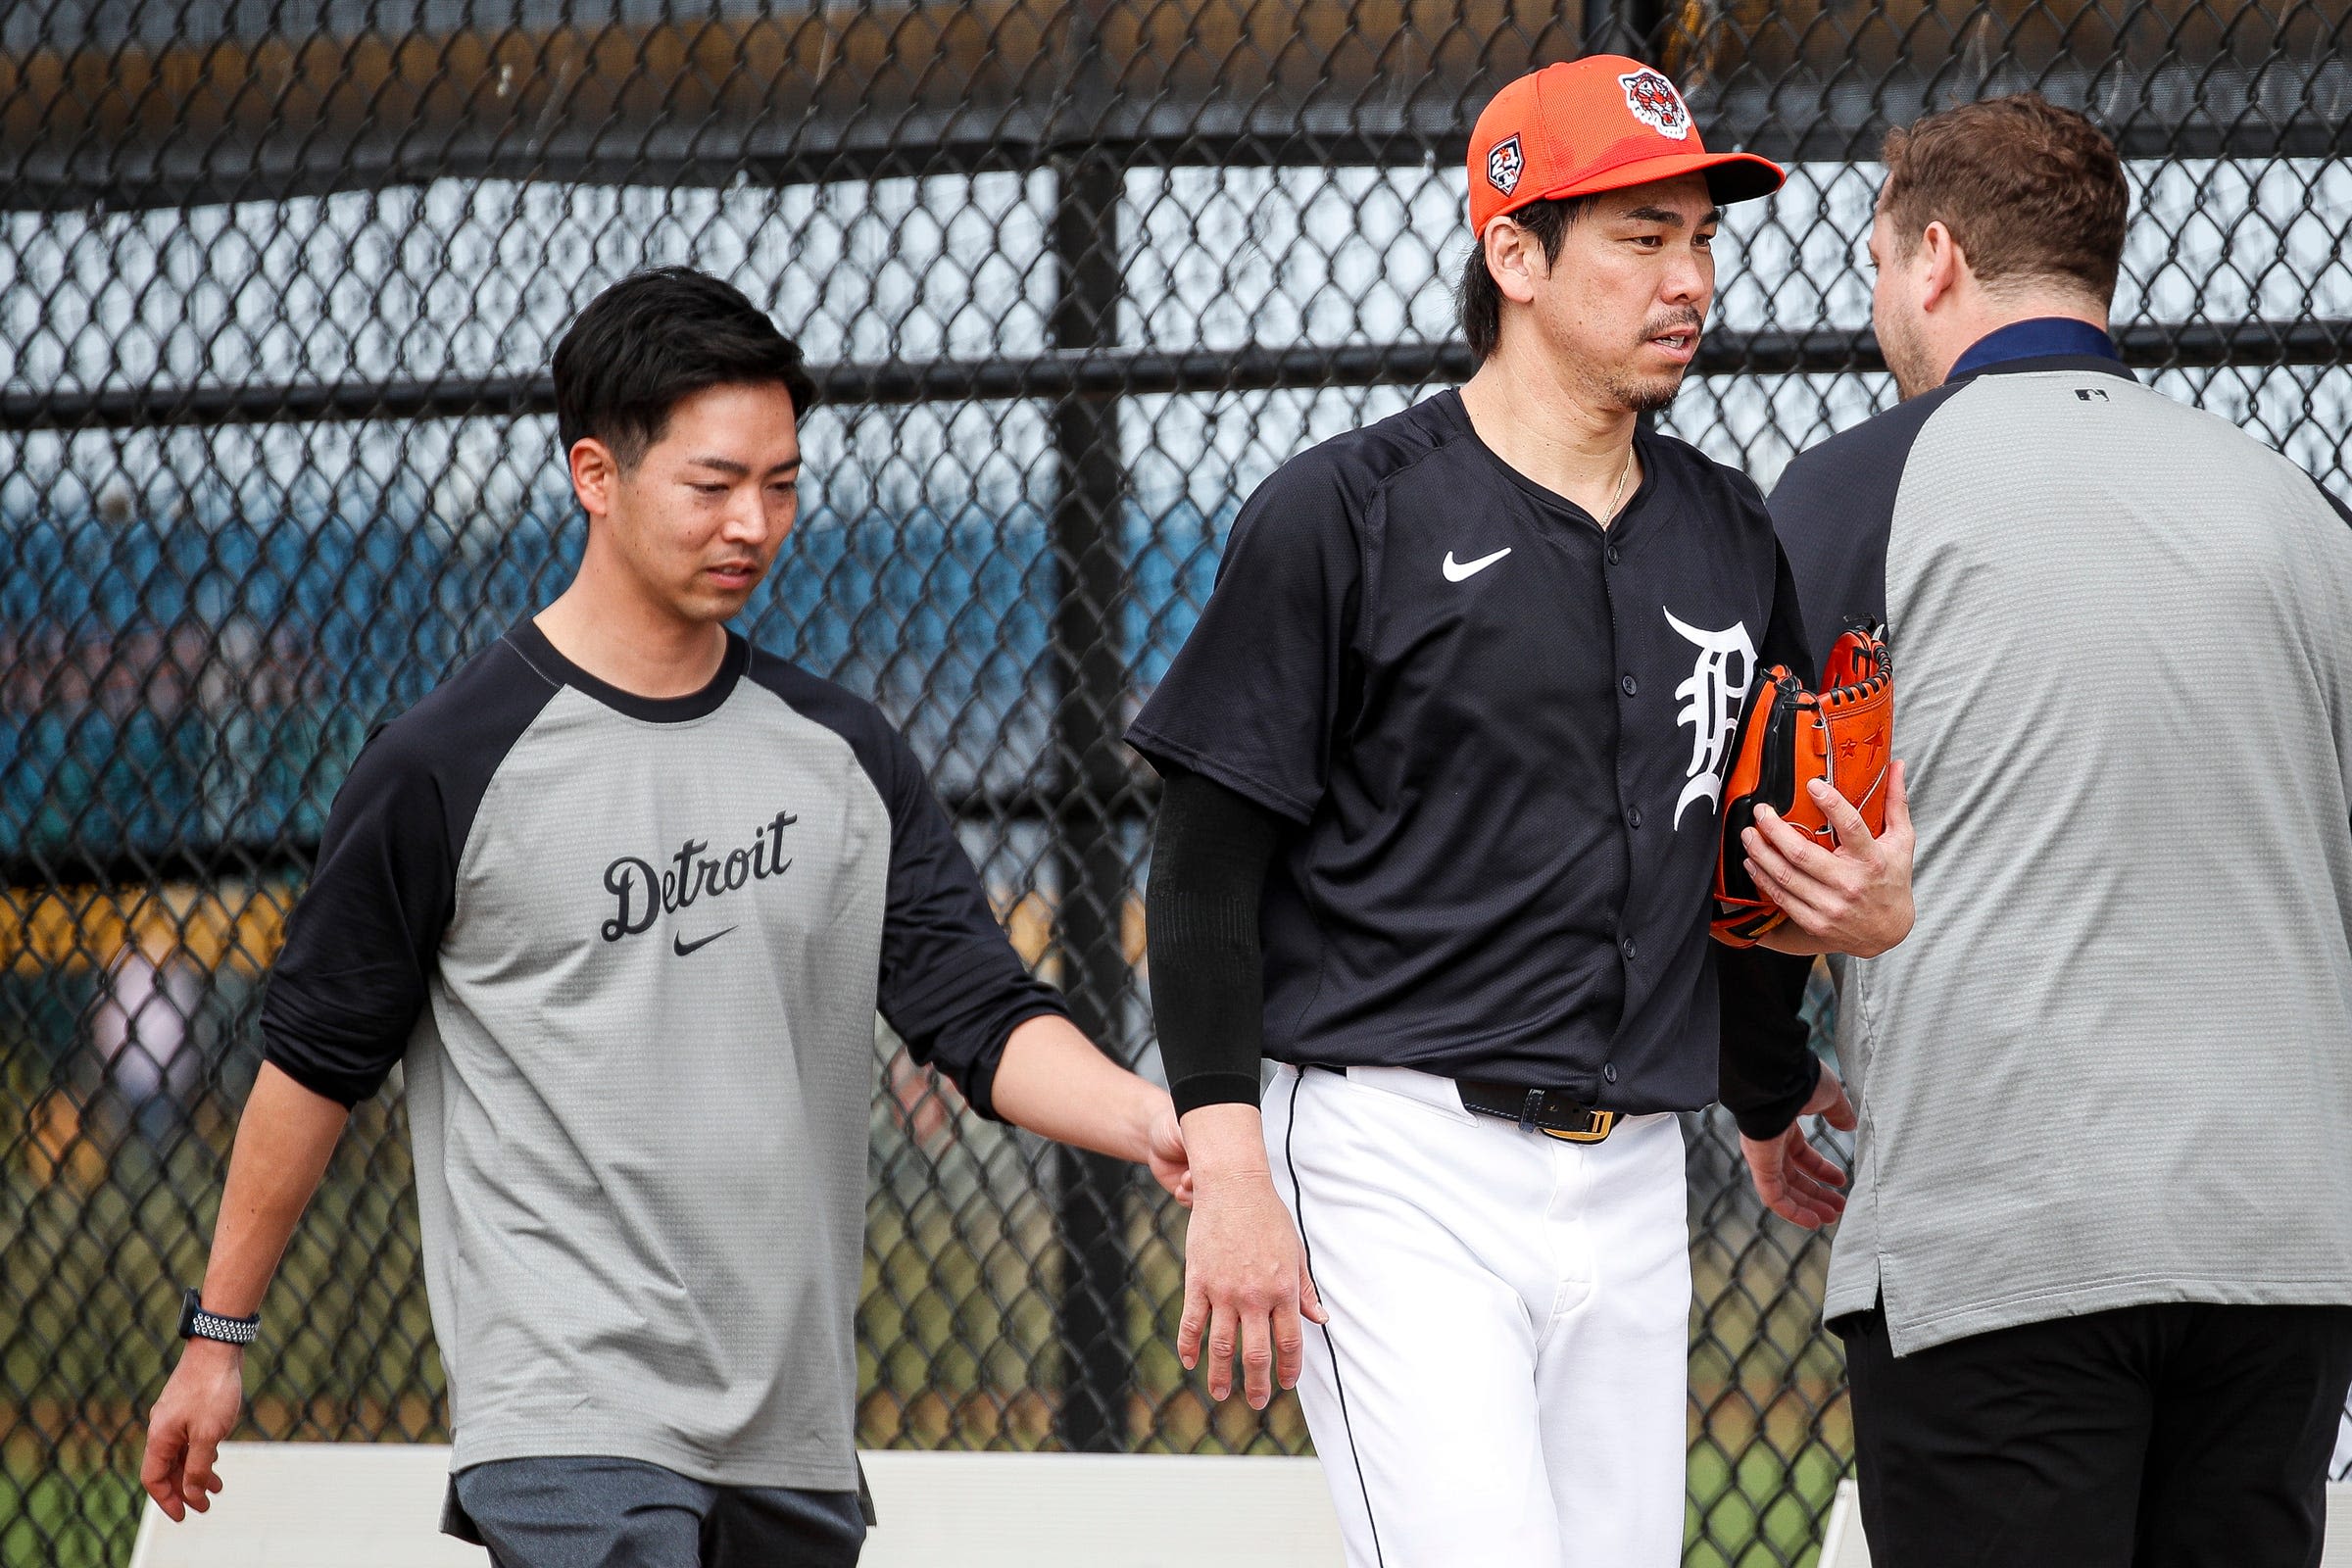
[1838,1300,2352,1568]
[449,1456,866,1568]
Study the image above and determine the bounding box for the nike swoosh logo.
[672,926,737,957]
[1443,547,1511,582]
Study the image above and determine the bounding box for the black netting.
[4,3,2348,1563]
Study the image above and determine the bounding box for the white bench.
[129,1443,1346,1567]
[1819,1478,2352,1566]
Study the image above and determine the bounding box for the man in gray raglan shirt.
[1742,97,2352,1565]
[138,268,1191,1567]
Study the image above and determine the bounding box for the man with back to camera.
[1127,57,1915,1567]
[1758,95,2352,1565]
[137,267,1193,1568]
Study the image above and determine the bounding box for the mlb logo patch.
[1486,134,1524,197]
[1618,69,1691,141]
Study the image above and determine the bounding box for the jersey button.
[1620,674,1638,697]
[1603,1062,1619,1085]
[1626,805,1642,828]
[1621,936,1638,960]
[1606,545,1622,565]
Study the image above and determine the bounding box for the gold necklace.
[1601,441,1636,525]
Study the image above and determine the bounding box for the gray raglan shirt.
[1769,338,2352,1356]
[260,621,1066,1484]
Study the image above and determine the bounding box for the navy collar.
[1949,317,2123,380]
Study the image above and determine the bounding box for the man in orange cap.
[1129,57,1913,1565]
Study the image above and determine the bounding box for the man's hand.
[1740,1068,1858,1229]
[1177,1105,1327,1410]
[1146,1101,1193,1207]
[988,1016,1198,1206]
[1747,759,1915,958]
[136,1064,347,1524]
[140,1341,245,1521]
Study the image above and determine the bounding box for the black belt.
[1454,1080,1622,1144]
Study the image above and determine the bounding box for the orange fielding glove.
[1712,625,1893,947]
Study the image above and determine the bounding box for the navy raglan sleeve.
[1124,451,1363,822]
[263,637,556,1108]
[871,724,1069,1122]
[261,725,459,1107]
[1761,534,1815,684]
[1769,387,1956,674]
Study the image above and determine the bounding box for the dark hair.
[1879,95,2128,304]
[552,267,816,469]
[1456,196,1593,361]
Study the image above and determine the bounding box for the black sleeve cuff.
[932,995,1070,1124]
[260,1041,384,1109]
[1171,1071,1265,1117]
[1730,1054,1820,1142]
[1718,945,1821,1141]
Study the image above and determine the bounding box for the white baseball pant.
[1261,1062,1690,1568]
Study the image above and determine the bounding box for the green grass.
[0,1467,141,1568]
[1688,1440,1849,1568]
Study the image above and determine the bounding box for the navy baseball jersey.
[1126,390,1806,1111]
[262,621,1064,1487]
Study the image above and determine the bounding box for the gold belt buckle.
[1541,1110,1619,1145]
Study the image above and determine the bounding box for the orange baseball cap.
[1467,57,1785,234]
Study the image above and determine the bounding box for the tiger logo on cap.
[1618,69,1691,141]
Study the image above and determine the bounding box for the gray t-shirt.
[261,621,1065,1485]
[1772,338,2352,1355]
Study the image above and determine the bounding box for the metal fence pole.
[1046,141,1140,1454]
[1583,0,1665,59]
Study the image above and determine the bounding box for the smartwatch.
[178,1287,261,1348]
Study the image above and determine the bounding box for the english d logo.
[1618,69,1691,140]
[1486,134,1524,197]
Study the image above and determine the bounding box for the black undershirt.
[1146,770,1283,1116]
[1716,942,1820,1139]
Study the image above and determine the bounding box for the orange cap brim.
[1522,148,1786,213]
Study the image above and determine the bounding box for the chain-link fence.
[4,2,2350,1564]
